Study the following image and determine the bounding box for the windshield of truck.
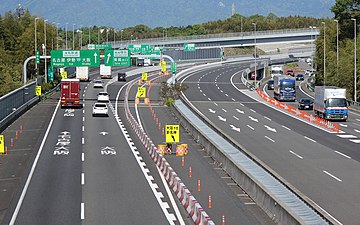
[280,81,295,90]
[326,98,347,107]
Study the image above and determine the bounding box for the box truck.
[60,79,80,108]
[314,86,348,121]
[100,64,112,79]
[76,67,89,81]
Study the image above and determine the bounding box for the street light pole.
[34,17,39,75]
[72,23,76,50]
[113,28,116,47]
[44,19,48,83]
[352,18,357,101]
[56,23,59,50]
[322,22,326,86]
[65,22,68,50]
[121,30,123,48]
[252,22,257,88]
[334,20,339,83]
[88,26,91,45]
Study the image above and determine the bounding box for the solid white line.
[337,134,358,139]
[81,203,85,220]
[334,151,351,159]
[304,136,317,143]
[9,101,61,225]
[264,116,272,121]
[265,136,275,143]
[281,125,291,131]
[81,173,85,185]
[289,150,303,159]
[323,170,342,182]
[349,139,360,143]
[82,138,85,145]
[247,125,254,130]
[82,153,85,162]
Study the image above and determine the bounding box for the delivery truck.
[314,86,348,121]
[76,67,89,81]
[100,64,112,79]
[273,75,296,101]
[60,79,80,108]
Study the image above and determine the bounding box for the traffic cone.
[162,127,165,136]
[222,214,225,225]
[158,122,161,130]
[10,138,13,147]
[15,131,18,140]
[189,166,192,178]
[5,146,8,155]
[181,156,184,167]
[208,195,212,208]
[198,180,201,192]
[20,125,23,134]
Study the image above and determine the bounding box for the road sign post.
[171,62,177,73]
[0,135,4,154]
[104,50,130,67]
[165,125,180,143]
[141,72,148,81]
[48,66,54,81]
[35,86,41,96]
[51,50,100,67]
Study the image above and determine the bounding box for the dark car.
[118,72,127,81]
[286,69,295,76]
[298,98,313,110]
[295,73,304,81]
[267,79,274,90]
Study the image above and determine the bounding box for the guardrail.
[173,61,339,224]
[123,73,214,225]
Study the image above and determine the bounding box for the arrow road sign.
[51,50,100,67]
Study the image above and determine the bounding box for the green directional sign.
[128,44,141,53]
[36,50,40,64]
[153,46,162,55]
[104,50,130,67]
[51,50,100,67]
[171,62,177,73]
[87,44,112,50]
[184,43,196,52]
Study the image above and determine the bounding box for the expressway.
[4,69,187,225]
[179,62,360,225]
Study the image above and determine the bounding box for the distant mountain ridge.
[0,0,335,28]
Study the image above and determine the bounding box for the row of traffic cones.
[1,125,23,155]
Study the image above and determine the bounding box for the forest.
[0,0,358,101]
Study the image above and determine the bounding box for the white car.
[92,103,108,117]
[93,79,103,88]
[97,92,109,102]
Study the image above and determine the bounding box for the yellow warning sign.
[35,86,42,96]
[137,87,146,98]
[61,71,68,79]
[161,60,167,72]
[141,72,148,81]
[0,135,4,154]
[166,125,180,143]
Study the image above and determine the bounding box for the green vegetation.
[159,82,188,107]
[313,0,360,101]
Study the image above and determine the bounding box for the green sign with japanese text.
[51,50,100,67]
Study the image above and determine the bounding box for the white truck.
[76,67,89,81]
[270,65,283,78]
[314,86,348,121]
[100,64,112,79]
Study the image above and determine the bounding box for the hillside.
[0,0,334,28]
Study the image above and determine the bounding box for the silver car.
[93,79,103,88]
[92,103,108,117]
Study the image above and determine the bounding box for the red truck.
[286,69,295,77]
[60,79,80,107]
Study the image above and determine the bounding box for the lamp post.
[131,34,133,44]
[72,23,76,50]
[113,28,116,47]
[106,28,109,42]
[322,22,326,86]
[88,26,91,45]
[65,22,68,49]
[56,23,59,50]
[252,22,257,88]
[334,20,339,83]
[98,29,100,44]
[121,30,123,48]
[352,18,357,101]
[34,17,39,75]
[44,19,48,83]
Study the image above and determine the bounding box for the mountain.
[0,0,335,28]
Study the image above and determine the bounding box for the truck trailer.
[314,86,348,121]
[100,64,112,79]
[273,75,296,101]
[76,67,89,81]
[60,79,80,108]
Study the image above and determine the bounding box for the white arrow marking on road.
[236,109,244,114]
[264,125,277,133]
[94,52,98,63]
[106,53,111,64]
[218,116,227,122]
[230,125,240,132]
[248,116,258,122]
[209,108,216,114]
[101,146,116,155]
[99,131,109,136]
